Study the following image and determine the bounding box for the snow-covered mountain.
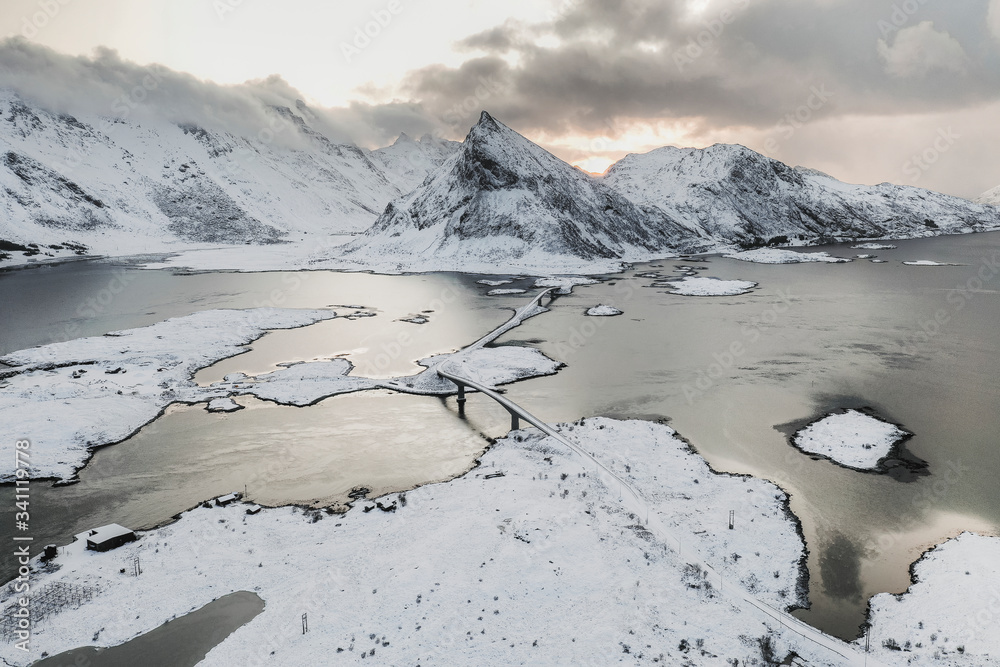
[604,144,1000,248]
[977,185,1000,207]
[369,132,462,194]
[0,89,458,262]
[340,115,1000,272]
[340,112,706,272]
[4,89,998,273]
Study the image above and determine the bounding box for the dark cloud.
[383,0,1000,196]
[399,0,1000,134]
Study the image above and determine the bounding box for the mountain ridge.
[0,88,458,263]
[2,94,998,273]
[339,111,708,271]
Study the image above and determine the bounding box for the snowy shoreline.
[0,289,566,482]
[860,532,1000,665]
[1,418,838,666]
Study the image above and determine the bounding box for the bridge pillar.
[510,412,520,431]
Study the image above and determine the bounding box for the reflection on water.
[3,232,1000,642]
[5,392,508,577]
[32,591,264,667]
[819,532,864,602]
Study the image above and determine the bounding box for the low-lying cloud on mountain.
[0,38,439,150]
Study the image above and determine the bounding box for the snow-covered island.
[584,304,623,316]
[725,248,852,264]
[659,276,758,296]
[206,397,244,413]
[486,288,528,296]
[853,243,898,250]
[902,260,962,266]
[532,276,600,294]
[791,409,911,472]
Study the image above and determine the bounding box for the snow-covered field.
[724,248,853,264]
[792,410,909,471]
[1,419,849,667]
[660,276,757,296]
[861,532,1000,665]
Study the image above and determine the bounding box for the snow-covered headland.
[0,308,341,482]
[1,418,848,666]
[862,532,1000,665]
[791,409,911,472]
[1,290,565,481]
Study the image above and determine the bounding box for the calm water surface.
[31,591,264,667]
[2,233,999,642]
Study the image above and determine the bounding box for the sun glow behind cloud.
[538,119,709,175]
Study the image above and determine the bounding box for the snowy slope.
[0,90,454,261]
[604,144,1000,248]
[976,185,1000,207]
[369,132,462,193]
[337,112,704,273]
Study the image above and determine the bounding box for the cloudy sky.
[1,0,999,198]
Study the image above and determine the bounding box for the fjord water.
[31,591,264,667]
[2,232,999,641]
